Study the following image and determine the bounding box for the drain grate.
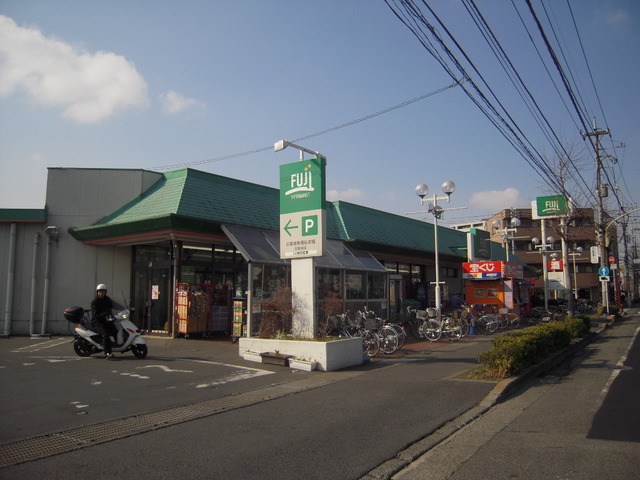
[0,371,360,467]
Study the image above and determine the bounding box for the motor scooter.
[64,306,148,359]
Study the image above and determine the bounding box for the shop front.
[462,261,527,313]
[223,224,389,337]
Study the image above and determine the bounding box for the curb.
[361,324,606,480]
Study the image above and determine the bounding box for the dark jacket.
[91,295,114,324]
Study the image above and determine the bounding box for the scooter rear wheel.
[73,338,93,357]
[131,343,148,359]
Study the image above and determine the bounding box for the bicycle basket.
[346,314,360,327]
[364,318,380,330]
[326,315,340,329]
[426,307,438,318]
[498,307,509,314]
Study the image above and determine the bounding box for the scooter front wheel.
[73,338,93,357]
[131,343,148,359]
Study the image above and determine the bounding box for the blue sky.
[1,0,638,227]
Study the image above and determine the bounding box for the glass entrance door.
[134,267,170,333]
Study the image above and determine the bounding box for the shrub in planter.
[258,287,296,339]
[565,315,591,338]
[478,321,573,378]
[597,305,619,318]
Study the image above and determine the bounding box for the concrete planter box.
[288,358,317,371]
[242,351,263,363]
[239,337,363,372]
[260,352,292,367]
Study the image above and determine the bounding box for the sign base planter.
[239,337,363,372]
[260,352,292,367]
[288,358,317,371]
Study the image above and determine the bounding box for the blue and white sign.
[598,266,610,276]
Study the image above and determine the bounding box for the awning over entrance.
[222,224,387,272]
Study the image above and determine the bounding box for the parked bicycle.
[407,306,442,342]
[358,307,401,354]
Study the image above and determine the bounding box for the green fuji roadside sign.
[533,195,569,219]
[279,158,326,259]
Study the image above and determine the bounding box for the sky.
[1,0,638,228]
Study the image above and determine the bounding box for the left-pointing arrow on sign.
[284,218,298,236]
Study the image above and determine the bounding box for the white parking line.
[11,338,70,353]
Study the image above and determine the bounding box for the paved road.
[393,314,640,480]
[0,331,497,479]
[1,314,638,479]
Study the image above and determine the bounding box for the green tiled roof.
[0,209,47,222]
[70,168,515,264]
[98,168,280,229]
[329,201,468,261]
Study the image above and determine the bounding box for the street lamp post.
[492,217,522,261]
[532,235,556,311]
[569,247,584,300]
[407,181,466,321]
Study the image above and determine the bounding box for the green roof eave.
[69,214,226,244]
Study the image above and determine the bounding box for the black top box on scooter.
[64,306,84,323]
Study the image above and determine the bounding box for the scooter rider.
[91,284,115,359]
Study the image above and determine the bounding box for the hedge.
[477,316,591,378]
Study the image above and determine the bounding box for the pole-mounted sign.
[279,158,326,259]
[531,195,569,219]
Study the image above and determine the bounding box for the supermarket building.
[0,167,510,338]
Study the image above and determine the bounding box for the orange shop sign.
[463,261,522,280]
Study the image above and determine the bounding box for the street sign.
[590,246,599,264]
[548,259,564,271]
[532,195,569,219]
[608,255,616,264]
[279,158,326,259]
[599,275,610,282]
[598,266,610,276]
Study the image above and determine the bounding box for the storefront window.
[252,264,288,299]
[318,268,342,300]
[368,272,386,299]
[135,245,170,265]
[345,271,366,299]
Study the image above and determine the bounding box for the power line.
[150,81,461,171]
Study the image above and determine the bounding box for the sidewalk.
[388,310,640,480]
[372,310,640,480]
[361,310,626,480]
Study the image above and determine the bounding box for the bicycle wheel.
[388,323,406,349]
[421,319,442,342]
[443,317,462,341]
[411,318,426,340]
[458,317,470,337]
[485,314,499,333]
[378,326,399,354]
[476,315,495,335]
[363,330,380,357]
[507,313,520,329]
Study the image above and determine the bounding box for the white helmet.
[96,284,108,292]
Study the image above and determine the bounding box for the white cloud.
[469,187,529,213]
[158,90,202,114]
[0,15,149,123]
[327,188,365,202]
[605,9,629,25]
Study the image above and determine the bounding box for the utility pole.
[583,118,611,312]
